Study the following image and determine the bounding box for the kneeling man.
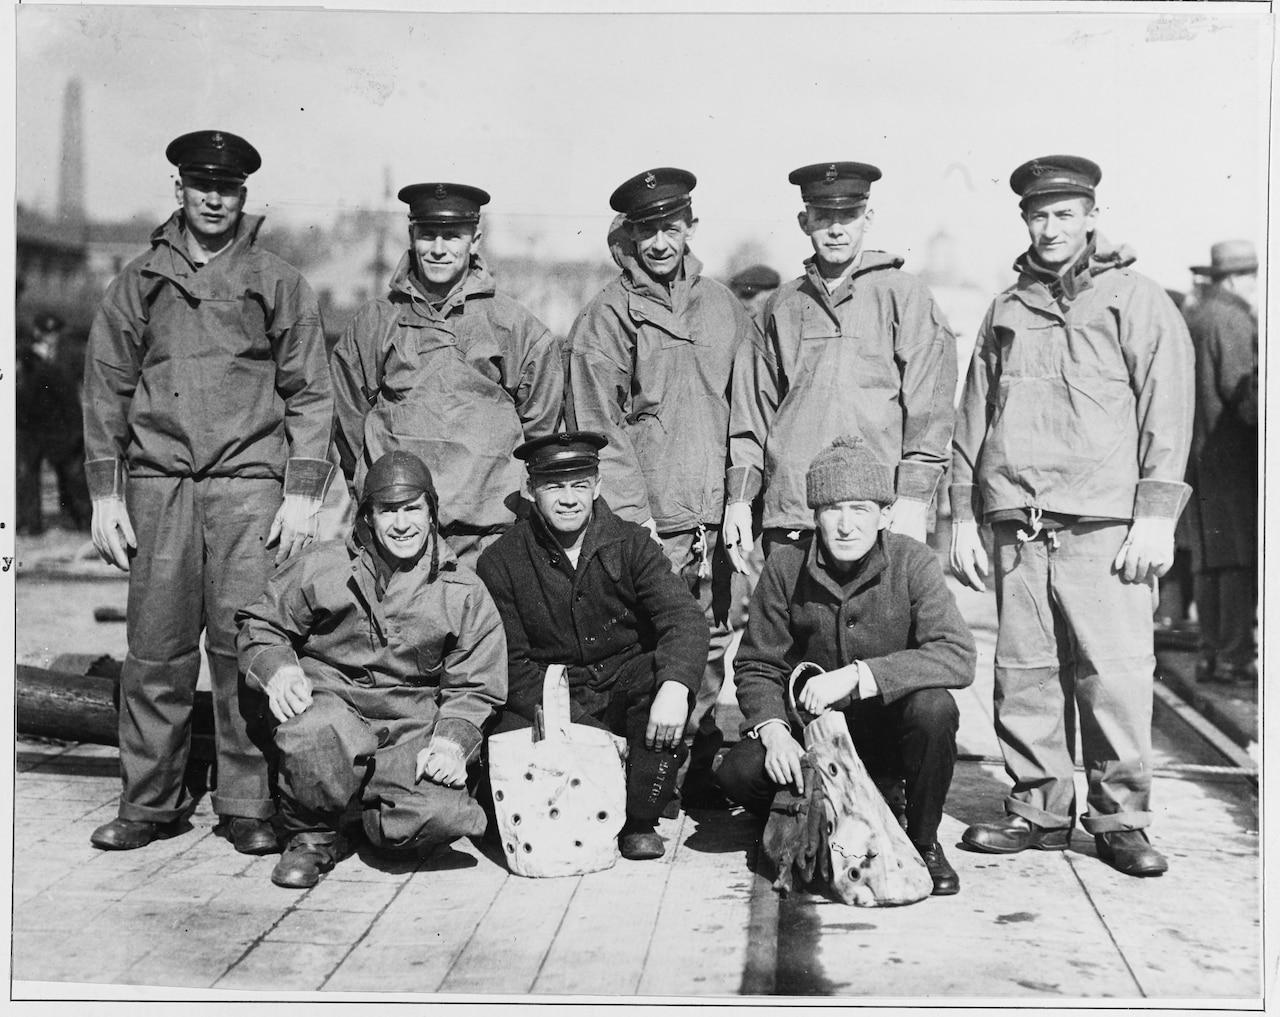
[717,435,976,895]
[476,432,710,860]
[236,451,507,888]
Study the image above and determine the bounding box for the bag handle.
[540,664,572,743]
[787,661,829,720]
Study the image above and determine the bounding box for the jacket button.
[846,617,856,627]
[586,636,595,643]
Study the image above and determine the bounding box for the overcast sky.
[11,1,1272,300]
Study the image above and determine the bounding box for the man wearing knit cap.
[331,180,563,570]
[476,431,709,860]
[567,168,760,810]
[236,450,508,888]
[1181,240,1259,685]
[718,435,975,896]
[83,130,334,856]
[724,161,957,568]
[950,155,1194,876]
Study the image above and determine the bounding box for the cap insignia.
[434,184,448,199]
[644,172,657,189]
[211,132,225,150]
[1029,161,1046,177]
[824,164,838,183]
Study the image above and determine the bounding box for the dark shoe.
[619,821,665,861]
[916,841,960,896]
[271,833,343,889]
[680,769,731,811]
[1095,829,1168,877]
[90,817,161,851]
[225,817,279,856]
[961,815,1071,854]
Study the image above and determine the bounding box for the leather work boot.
[619,820,665,861]
[1095,829,1168,877]
[915,841,960,896]
[225,817,279,856]
[271,832,345,889]
[961,815,1071,854]
[90,817,163,851]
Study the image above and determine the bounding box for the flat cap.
[789,162,882,208]
[610,168,696,224]
[1192,239,1258,277]
[361,450,437,508]
[515,431,608,475]
[398,182,490,225]
[1010,155,1101,206]
[730,264,781,295]
[166,130,261,182]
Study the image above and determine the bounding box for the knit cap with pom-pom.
[805,434,895,509]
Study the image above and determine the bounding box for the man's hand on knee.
[416,745,467,789]
[645,681,691,750]
[266,665,313,723]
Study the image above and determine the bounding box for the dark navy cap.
[730,264,781,295]
[1010,155,1102,206]
[397,182,490,225]
[166,131,261,182]
[610,168,697,224]
[789,162,882,208]
[361,450,437,508]
[516,431,609,475]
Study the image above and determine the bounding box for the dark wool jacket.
[734,531,975,734]
[476,498,709,723]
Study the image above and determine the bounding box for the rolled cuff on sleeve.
[284,457,337,500]
[244,645,300,693]
[896,460,944,503]
[429,717,483,761]
[726,465,763,505]
[1134,479,1192,521]
[85,458,123,500]
[949,483,979,522]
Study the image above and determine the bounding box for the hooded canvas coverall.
[566,227,758,763]
[331,251,563,568]
[235,529,507,850]
[950,234,1193,834]
[82,211,335,823]
[727,251,957,539]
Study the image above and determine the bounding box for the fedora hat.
[1192,240,1258,277]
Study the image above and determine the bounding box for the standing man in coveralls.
[950,155,1194,876]
[566,168,760,807]
[331,182,563,569]
[723,161,957,568]
[83,131,335,853]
